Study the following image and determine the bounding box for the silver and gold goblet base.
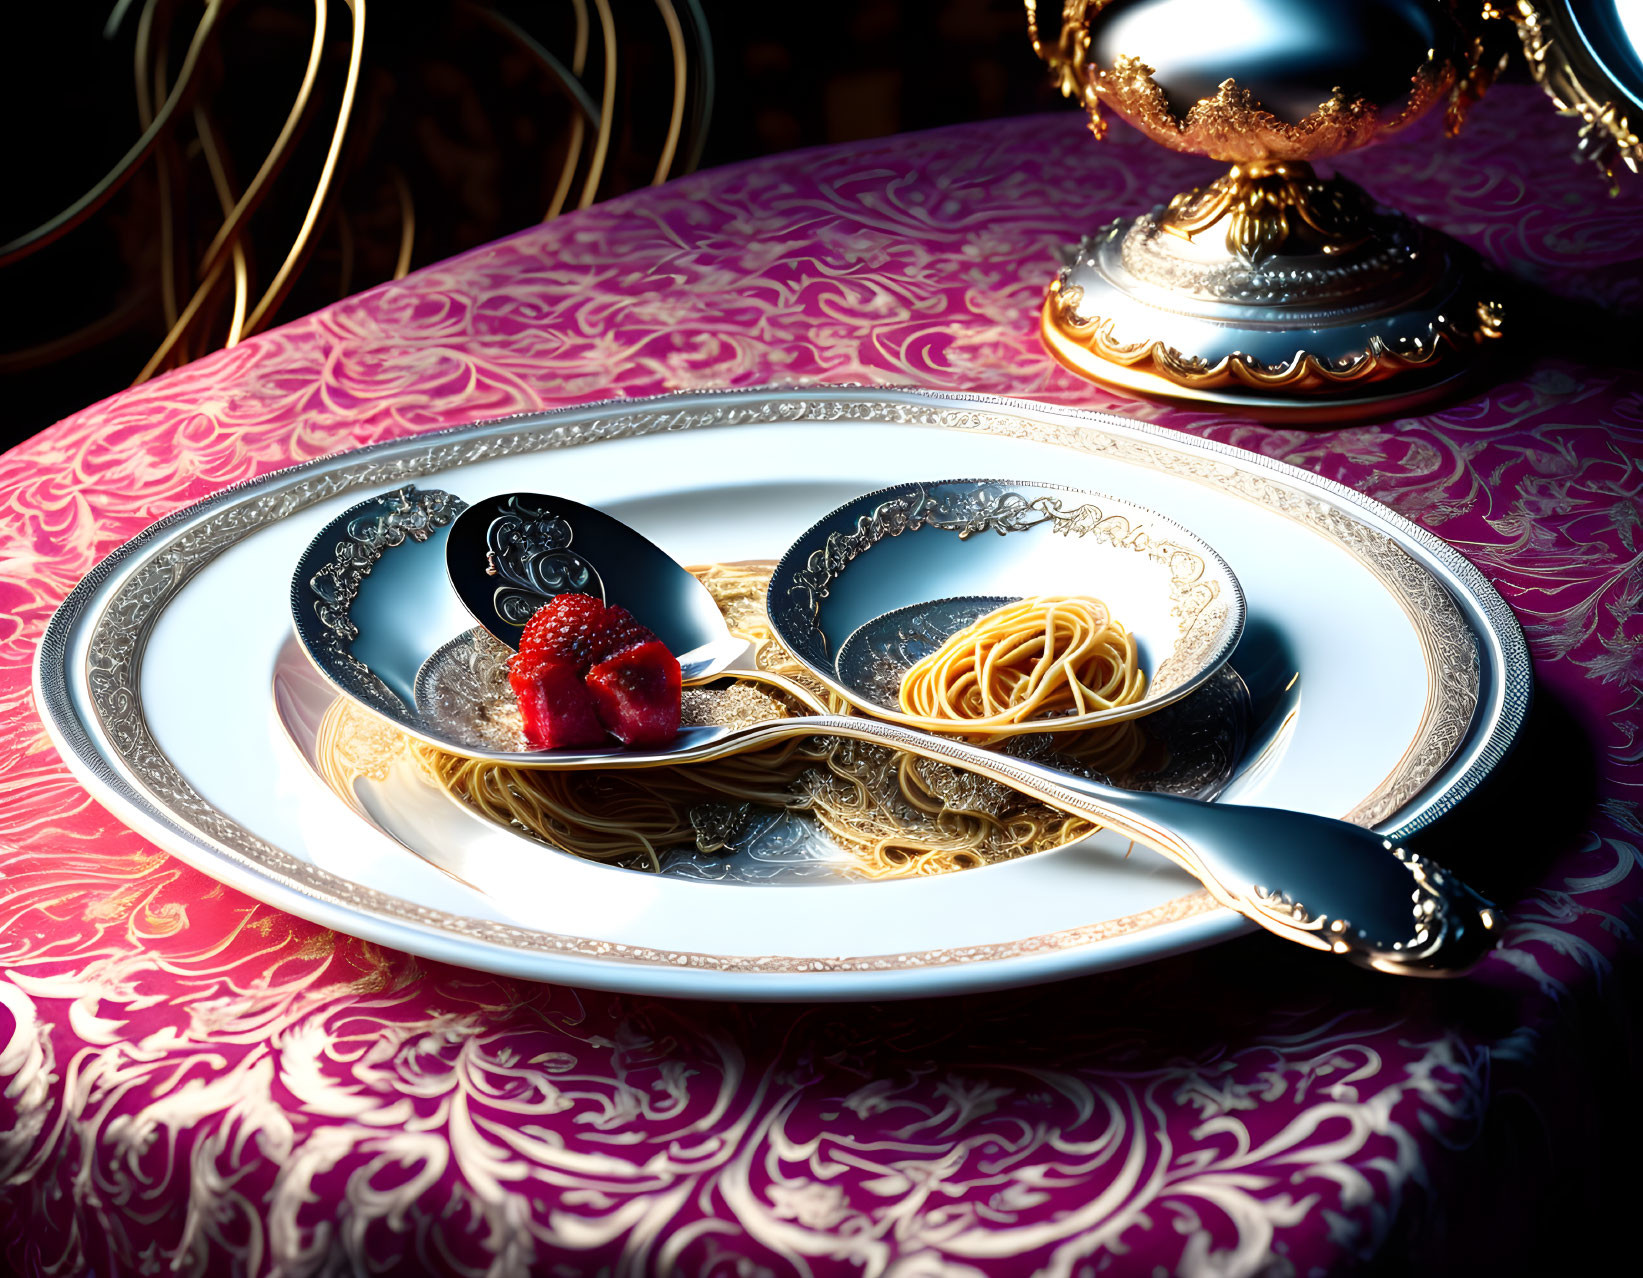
[1041,163,1505,422]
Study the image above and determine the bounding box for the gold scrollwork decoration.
[1024,0,1108,130]
[1091,56,1455,164]
[1158,161,1374,262]
[1041,284,1504,394]
[1025,2,1500,162]
[1495,0,1642,191]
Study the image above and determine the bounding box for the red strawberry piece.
[599,604,657,655]
[586,639,681,746]
[517,593,610,673]
[509,655,606,749]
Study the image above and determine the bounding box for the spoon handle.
[798,715,1502,976]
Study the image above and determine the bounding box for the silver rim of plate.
[33,387,1532,999]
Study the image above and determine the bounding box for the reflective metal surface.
[290,484,755,765]
[1080,0,1468,160]
[835,595,1018,713]
[290,485,475,721]
[459,700,1496,974]
[307,552,1493,970]
[1024,1,1506,413]
[1042,208,1503,414]
[444,490,747,680]
[1508,0,1643,186]
[344,645,1255,884]
[288,475,1496,970]
[766,478,1245,732]
[759,476,1497,973]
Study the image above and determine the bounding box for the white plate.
[35,389,1529,999]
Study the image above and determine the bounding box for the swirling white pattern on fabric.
[2,87,1641,1275]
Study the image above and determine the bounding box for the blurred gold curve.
[546,0,594,222]
[1500,0,1642,189]
[9,0,707,389]
[132,0,329,383]
[653,0,688,184]
[239,0,367,341]
[580,0,620,211]
[0,1,222,268]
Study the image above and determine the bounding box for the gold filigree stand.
[1159,161,1375,262]
[1043,161,1505,422]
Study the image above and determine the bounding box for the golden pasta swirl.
[898,595,1146,726]
[406,570,1160,879]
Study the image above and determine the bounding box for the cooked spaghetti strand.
[899,596,1146,726]
[406,571,1160,878]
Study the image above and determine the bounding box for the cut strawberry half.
[509,655,606,749]
[510,596,679,750]
[599,604,657,656]
[517,593,611,673]
[586,639,682,746]
[516,594,662,674]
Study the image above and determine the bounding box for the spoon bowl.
[766,479,1246,734]
[444,490,748,681]
[833,595,1017,715]
[290,485,753,764]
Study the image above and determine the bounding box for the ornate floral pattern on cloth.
[2,87,1641,1275]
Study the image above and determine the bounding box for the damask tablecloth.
[3,85,1641,1276]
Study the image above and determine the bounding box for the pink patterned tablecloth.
[3,86,1642,1276]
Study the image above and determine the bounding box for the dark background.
[1,1,1550,455]
[0,0,1060,453]
[698,0,1053,166]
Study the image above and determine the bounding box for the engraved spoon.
[413,624,1500,976]
[294,486,1502,976]
[414,645,1497,979]
[442,490,755,681]
[437,488,1501,976]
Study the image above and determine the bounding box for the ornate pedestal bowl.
[1027,0,1508,418]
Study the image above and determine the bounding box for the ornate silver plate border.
[33,387,1530,993]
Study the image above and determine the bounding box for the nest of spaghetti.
[410,566,1166,879]
[898,594,1147,731]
